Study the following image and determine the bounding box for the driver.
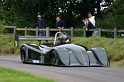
[59,35,71,44]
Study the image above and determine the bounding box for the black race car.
[20,32,109,66]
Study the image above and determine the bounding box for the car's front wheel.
[20,47,26,63]
[50,50,57,65]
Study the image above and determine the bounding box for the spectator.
[32,15,46,36]
[82,12,96,37]
[56,17,66,32]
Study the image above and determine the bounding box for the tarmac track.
[0,56,124,82]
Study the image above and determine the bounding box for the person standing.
[82,12,96,37]
[56,17,66,32]
[32,15,46,36]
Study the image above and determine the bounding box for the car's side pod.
[91,48,109,66]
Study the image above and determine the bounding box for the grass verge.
[0,67,56,82]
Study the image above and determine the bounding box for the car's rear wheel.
[50,50,57,65]
[20,47,26,63]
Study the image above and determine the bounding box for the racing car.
[20,32,109,66]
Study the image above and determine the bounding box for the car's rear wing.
[16,36,57,47]
[16,32,70,47]
[18,36,54,41]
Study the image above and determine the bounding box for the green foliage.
[0,67,56,82]
[0,21,7,34]
[107,0,124,15]
[0,0,102,28]
[0,21,4,34]
[1,0,123,29]
[97,0,124,29]
[0,35,15,54]
[96,14,124,29]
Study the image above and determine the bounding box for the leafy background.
[0,0,123,29]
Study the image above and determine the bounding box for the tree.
[107,0,124,15]
[96,0,124,29]
[0,0,106,28]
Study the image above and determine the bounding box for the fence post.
[71,27,73,38]
[46,27,50,37]
[13,26,16,40]
[98,28,101,37]
[83,30,86,37]
[25,27,27,36]
[114,28,117,38]
[36,27,38,36]
[13,26,17,47]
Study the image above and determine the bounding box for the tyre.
[50,50,57,65]
[20,47,26,63]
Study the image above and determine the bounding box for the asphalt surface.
[0,56,124,82]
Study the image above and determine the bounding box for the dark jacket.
[56,21,66,28]
[87,21,96,29]
[32,20,46,28]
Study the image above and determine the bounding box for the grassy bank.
[0,35,14,54]
[0,35,124,66]
[0,35,38,55]
[0,67,56,82]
